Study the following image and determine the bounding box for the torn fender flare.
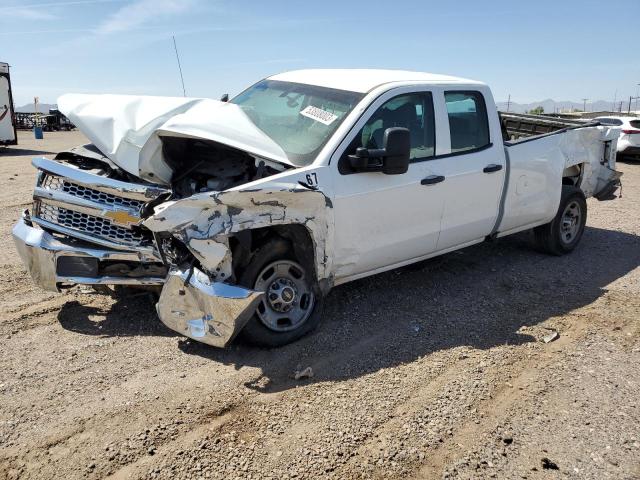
[157,266,263,347]
[143,186,334,282]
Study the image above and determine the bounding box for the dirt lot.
[0,130,639,480]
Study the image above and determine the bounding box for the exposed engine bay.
[160,137,288,198]
[55,138,289,200]
[44,138,294,286]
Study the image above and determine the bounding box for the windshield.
[231,80,364,165]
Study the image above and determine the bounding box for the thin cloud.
[0,0,124,11]
[97,0,197,34]
[6,7,57,20]
[0,28,94,35]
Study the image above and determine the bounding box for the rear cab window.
[444,91,490,153]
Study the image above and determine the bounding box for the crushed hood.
[58,94,290,183]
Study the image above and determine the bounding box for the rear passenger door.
[433,90,505,251]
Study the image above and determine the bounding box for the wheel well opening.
[229,224,316,282]
[562,164,582,186]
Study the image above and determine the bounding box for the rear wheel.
[533,186,587,255]
[239,238,324,347]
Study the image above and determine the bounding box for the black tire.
[238,237,324,347]
[533,186,587,255]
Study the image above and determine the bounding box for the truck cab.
[318,74,505,280]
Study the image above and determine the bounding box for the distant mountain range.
[15,102,57,113]
[495,99,630,114]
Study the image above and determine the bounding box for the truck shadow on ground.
[57,225,640,392]
[57,291,176,339]
[178,225,640,392]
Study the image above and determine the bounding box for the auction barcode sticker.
[300,105,338,125]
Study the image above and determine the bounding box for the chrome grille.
[42,174,145,210]
[30,158,169,259]
[37,202,152,246]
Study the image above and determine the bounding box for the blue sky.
[1,0,639,107]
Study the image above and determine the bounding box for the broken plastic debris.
[294,366,314,380]
[542,331,559,343]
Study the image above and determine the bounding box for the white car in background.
[594,116,640,161]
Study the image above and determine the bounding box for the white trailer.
[0,62,17,147]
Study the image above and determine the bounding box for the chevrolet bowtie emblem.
[104,210,141,227]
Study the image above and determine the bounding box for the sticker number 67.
[305,172,318,187]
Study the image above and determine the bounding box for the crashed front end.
[13,149,329,348]
[13,93,333,348]
[12,155,270,347]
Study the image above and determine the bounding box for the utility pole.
[582,98,588,112]
[629,96,633,114]
[506,94,511,112]
[636,84,639,112]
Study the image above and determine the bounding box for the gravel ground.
[0,130,639,480]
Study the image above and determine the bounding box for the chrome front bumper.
[12,216,166,292]
[156,267,264,347]
[14,216,264,347]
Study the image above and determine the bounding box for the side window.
[445,91,490,153]
[355,92,435,161]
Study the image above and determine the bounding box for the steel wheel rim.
[254,260,315,332]
[560,200,582,245]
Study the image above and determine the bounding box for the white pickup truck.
[13,69,622,348]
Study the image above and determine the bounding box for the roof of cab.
[268,69,484,93]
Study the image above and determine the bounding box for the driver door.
[331,89,446,280]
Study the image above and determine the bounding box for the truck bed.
[499,112,588,141]
[496,123,621,238]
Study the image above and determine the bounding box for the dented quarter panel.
[498,126,620,235]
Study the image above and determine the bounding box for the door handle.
[483,164,503,173]
[421,175,445,185]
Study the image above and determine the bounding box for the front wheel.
[533,186,587,255]
[238,238,324,347]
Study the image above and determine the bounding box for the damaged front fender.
[143,184,333,281]
[146,183,333,346]
[157,266,263,347]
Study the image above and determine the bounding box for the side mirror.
[220,93,229,102]
[347,127,410,175]
[381,127,410,175]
